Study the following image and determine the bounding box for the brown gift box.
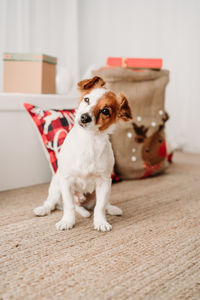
[3,53,57,94]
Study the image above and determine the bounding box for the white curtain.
[0,0,79,92]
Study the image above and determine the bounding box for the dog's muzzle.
[80,113,92,124]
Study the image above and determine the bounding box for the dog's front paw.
[33,206,50,216]
[55,217,75,230]
[94,220,112,232]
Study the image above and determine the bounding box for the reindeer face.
[141,131,167,165]
[132,113,169,166]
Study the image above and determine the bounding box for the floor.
[0,151,200,299]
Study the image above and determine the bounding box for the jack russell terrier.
[34,76,132,232]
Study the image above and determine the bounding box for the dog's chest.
[82,136,107,170]
[58,127,114,178]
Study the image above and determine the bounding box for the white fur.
[34,87,123,232]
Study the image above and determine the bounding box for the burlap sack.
[93,67,170,179]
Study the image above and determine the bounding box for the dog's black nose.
[81,113,92,123]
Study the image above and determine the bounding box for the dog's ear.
[118,94,132,122]
[77,76,105,93]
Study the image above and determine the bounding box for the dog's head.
[76,76,132,132]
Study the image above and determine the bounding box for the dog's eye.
[145,148,150,153]
[158,139,163,143]
[101,108,110,116]
[84,97,89,104]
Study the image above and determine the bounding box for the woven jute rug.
[0,151,200,300]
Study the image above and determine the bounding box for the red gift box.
[107,57,163,69]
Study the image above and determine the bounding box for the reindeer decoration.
[132,113,169,178]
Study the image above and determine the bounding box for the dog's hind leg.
[34,173,61,216]
[75,205,91,218]
[73,192,94,218]
[106,203,123,216]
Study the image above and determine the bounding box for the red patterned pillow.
[24,103,75,173]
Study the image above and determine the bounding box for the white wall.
[78,0,200,152]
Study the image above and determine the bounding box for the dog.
[34,76,132,232]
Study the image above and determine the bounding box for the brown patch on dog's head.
[77,76,105,94]
[92,91,119,131]
[92,92,132,131]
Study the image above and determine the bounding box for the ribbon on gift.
[121,57,128,68]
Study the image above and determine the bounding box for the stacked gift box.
[3,53,57,94]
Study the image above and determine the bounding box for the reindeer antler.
[132,123,148,143]
[162,112,169,122]
[132,123,148,137]
[159,112,169,131]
